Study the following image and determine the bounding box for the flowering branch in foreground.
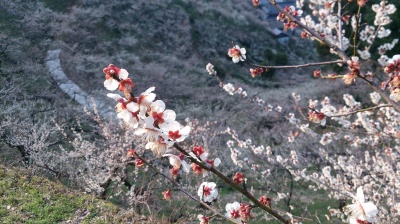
[134,152,239,223]
[101,64,290,223]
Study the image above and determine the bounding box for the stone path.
[46,49,114,119]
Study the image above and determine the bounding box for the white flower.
[163,154,191,172]
[225,201,241,221]
[228,45,246,63]
[223,83,235,95]
[357,49,371,60]
[137,86,156,109]
[149,100,176,128]
[161,120,191,142]
[206,63,216,75]
[344,187,378,223]
[370,92,381,105]
[197,214,209,224]
[103,64,129,91]
[107,93,140,128]
[135,116,162,142]
[198,182,218,202]
[145,137,173,157]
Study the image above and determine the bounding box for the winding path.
[46,49,114,119]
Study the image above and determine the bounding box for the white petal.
[144,116,156,128]
[107,93,122,101]
[181,161,191,173]
[214,158,221,167]
[118,69,129,79]
[118,110,132,123]
[169,156,181,167]
[145,141,155,149]
[162,120,181,132]
[151,100,166,112]
[180,126,191,135]
[134,128,146,136]
[104,79,119,91]
[199,153,208,161]
[128,118,139,129]
[145,93,156,104]
[163,110,176,122]
[143,86,155,94]
[363,202,378,219]
[126,102,139,112]
[356,187,365,203]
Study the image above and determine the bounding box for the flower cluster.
[384,55,400,102]
[103,64,190,157]
[277,5,303,30]
[343,56,360,85]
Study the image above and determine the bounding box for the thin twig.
[252,60,345,69]
[326,104,392,118]
[267,0,400,113]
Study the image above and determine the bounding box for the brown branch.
[326,104,392,118]
[134,153,240,224]
[252,60,345,69]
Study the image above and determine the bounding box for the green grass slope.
[0,165,139,224]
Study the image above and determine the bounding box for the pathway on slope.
[46,49,114,119]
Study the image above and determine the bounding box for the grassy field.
[0,164,140,224]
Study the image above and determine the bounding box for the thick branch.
[135,153,239,224]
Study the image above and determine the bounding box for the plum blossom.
[228,45,246,63]
[206,63,216,75]
[225,201,241,222]
[103,64,130,91]
[259,196,271,206]
[198,182,218,203]
[344,187,378,223]
[135,116,162,143]
[162,189,172,201]
[149,100,176,128]
[198,214,210,224]
[189,146,221,175]
[223,83,235,95]
[163,153,190,173]
[239,203,252,221]
[308,111,326,126]
[137,86,156,110]
[107,93,140,128]
[145,135,174,156]
[161,120,190,142]
[357,49,371,60]
[233,172,245,184]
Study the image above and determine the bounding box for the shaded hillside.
[48,0,319,133]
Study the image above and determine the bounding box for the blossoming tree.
[98,0,400,223]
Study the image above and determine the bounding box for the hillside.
[0,164,140,223]
[0,0,369,223]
